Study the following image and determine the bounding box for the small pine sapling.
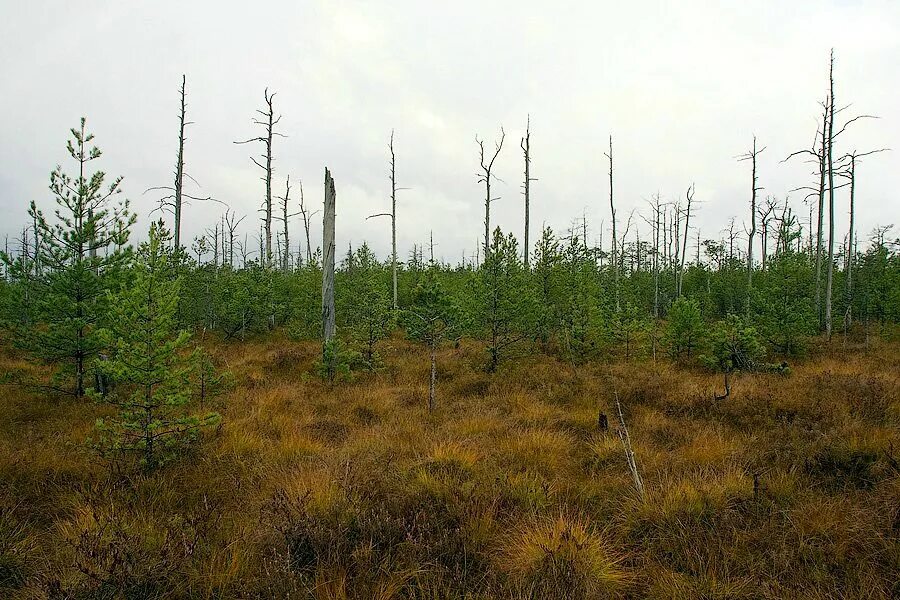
[92,222,220,471]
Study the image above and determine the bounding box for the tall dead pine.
[677,184,695,297]
[235,88,283,269]
[737,136,766,314]
[520,116,535,268]
[605,135,619,312]
[367,130,403,309]
[322,168,337,355]
[476,127,505,260]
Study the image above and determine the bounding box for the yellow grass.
[0,332,898,598]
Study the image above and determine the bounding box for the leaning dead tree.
[737,136,766,313]
[615,392,644,499]
[476,126,505,259]
[605,135,619,312]
[520,116,536,268]
[367,130,406,309]
[147,75,215,249]
[235,88,284,269]
[322,168,337,374]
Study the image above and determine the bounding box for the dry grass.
[1,332,898,598]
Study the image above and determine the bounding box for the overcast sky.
[1,1,898,263]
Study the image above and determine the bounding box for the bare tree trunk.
[825,51,836,339]
[521,115,533,268]
[605,135,619,312]
[322,168,337,356]
[174,75,186,249]
[298,179,316,266]
[845,153,856,330]
[235,89,282,269]
[277,175,292,272]
[429,340,436,413]
[815,102,828,328]
[224,209,245,269]
[615,392,644,499]
[678,184,694,297]
[654,196,660,318]
[477,127,505,259]
[390,132,398,308]
[739,136,765,314]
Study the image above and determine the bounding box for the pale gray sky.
[1,0,898,263]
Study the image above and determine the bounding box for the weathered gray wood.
[615,392,644,499]
[605,135,619,312]
[825,51,836,339]
[520,116,533,268]
[738,136,765,314]
[235,89,282,269]
[174,75,186,249]
[476,127,505,259]
[322,168,336,346]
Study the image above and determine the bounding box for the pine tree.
[344,243,391,369]
[20,119,134,397]
[476,228,535,372]
[531,226,563,351]
[93,222,219,472]
[665,296,704,359]
[404,269,461,412]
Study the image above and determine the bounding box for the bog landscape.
[1,4,899,599]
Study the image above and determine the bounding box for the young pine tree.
[559,235,602,363]
[404,269,461,412]
[476,228,536,372]
[344,243,391,370]
[531,226,563,351]
[16,119,134,396]
[93,222,220,472]
[665,296,705,359]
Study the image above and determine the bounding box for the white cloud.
[1,0,898,261]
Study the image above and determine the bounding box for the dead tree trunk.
[390,132,399,308]
[367,131,402,309]
[615,392,644,499]
[605,135,619,312]
[476,127,505,260]
[653,196,661,318]
[844,153,855,331]
[235,88,283,269]
[297,179,318,267]
[521,115,535,268]
[677,184,694,296]
[429,339,436,413]
[825,51,836,339]
[758,197,776,272]
[322,168,337,367]
[174,75,186,249]
[738,136,765,314]
[224,209,245,268]
[275,175,297,273]
[815,102,828,327]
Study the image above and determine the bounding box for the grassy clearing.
[1,334,898,598]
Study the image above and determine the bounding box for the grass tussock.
[1,332,898,598]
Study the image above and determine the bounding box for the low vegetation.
[1,329,898,598]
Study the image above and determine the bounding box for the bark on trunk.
[322,168,337,348]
